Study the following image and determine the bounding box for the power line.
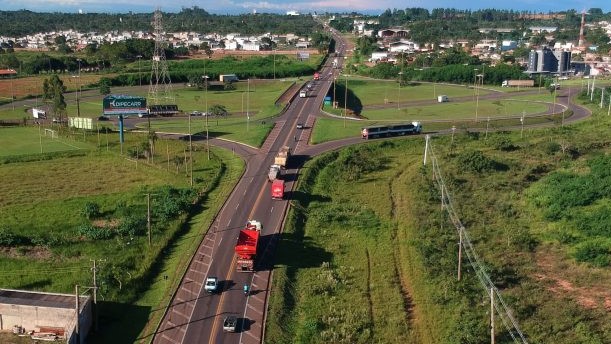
[426,139,528,343]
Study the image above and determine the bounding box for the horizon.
[0,1,610,16]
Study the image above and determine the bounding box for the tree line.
[0,7,322,37]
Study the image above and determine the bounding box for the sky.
[0,0,609,15]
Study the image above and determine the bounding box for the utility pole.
[247,79,250,131]
[344,74,349,127]
[397,71,403,110]
[457,227,463,281]
[203,75,210,160]
[188,113,193,186]
[136,55,142,87]
[91,259,105,332]
[147,193,152,246]
[490,287,495,344]
[75,285,80,344]
[521,111,525,138]
[76,58,82,117]
[423,135,430,166]
[485,117,490,139]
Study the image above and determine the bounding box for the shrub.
[78,224,113,240]
[573,239,611,267]
[81,202,101,220]
[456,150,496,173]
[491,136,518,151]
[0,227,29,246]
[542,141,561,155]
[117,215,147,237]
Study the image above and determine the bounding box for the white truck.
[219,74,239,83]
[32,108,47,119]
[268,164,281,182]
[299,90,308,98]
[437,95,449,103]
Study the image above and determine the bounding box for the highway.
[152,29,348,344]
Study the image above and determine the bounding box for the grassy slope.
[268,100,611,343]
[0,136,244,343]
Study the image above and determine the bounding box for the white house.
[369,52,388,62]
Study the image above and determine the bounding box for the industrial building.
[527,47,571,75]
[0,289,92,343]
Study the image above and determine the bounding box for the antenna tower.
[578,10,586,48]
[148,8,173,105]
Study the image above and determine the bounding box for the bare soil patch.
[534,247,611,312]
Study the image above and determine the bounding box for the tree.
[99,78,111,95]
[208,104,228,117]
[43,75,67,123]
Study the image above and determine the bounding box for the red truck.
[271,179,285,200]
[313,72,320,80]
[235,220,261,272]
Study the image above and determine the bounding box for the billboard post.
[103,95,146,155]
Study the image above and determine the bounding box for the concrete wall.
[0,296,91,343]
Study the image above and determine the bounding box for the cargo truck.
[235,220,261,272]
[313,72,320,80]
[268,164,281,182]
[299,90,308,98]
[274,146,291,168]
[501,80,534,87]
[271,179,285,200]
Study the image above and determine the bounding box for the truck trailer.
[234,220,261,272]
[271,179,285,200]
[268,164,281,182]
[501,80,534,87]
[274,146,291,168]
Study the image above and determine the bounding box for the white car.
[204,276,218,293]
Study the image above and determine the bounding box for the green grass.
[334,78,493,106]
[267,143,424,344]
[0,132,244,343]
[268,99,611,343]
[0,126,92,156]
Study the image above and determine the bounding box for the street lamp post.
[76,58,82,117]
[475,73,483,123]
[273,48,276,80]
[520,111,525,138]
[247,78,250,131]
[397,71,403,110]
[344,74,349,128]
[203,75,210,160]
[136,55,142,87]
[333,77,337,108]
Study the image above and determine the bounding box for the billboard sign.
[69,117,93,130]
[103,95,147,115]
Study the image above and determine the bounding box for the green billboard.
[103,95,147,115]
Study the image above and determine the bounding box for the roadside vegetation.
[0,130,244,343]
[267,97,611,343]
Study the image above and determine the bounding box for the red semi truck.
[271,179,285,200]
[313,72,320,80]
[235,220,261,272]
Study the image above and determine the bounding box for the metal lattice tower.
[148,8,173,105]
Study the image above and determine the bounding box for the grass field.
[0,134,244,344]
[334,77,493,106]
[0,126,92,156]
[267,101,611,343]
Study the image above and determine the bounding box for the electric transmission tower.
[148,8,174,105]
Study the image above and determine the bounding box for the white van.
[299,90,307,98]
[437,95,449,103]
